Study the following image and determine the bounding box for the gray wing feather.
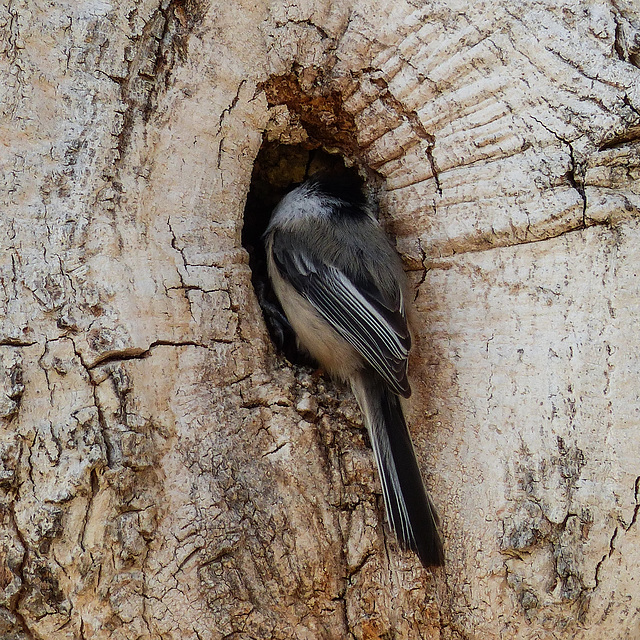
[271,233,411,396]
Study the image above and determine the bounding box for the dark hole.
[242,142,362,365]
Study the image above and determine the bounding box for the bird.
[263,173,444,567]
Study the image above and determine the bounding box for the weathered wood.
[1,0,639,638]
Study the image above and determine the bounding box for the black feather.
[305,173,370,220]
[353,371,444,567]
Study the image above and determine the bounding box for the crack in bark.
[425,214,617,264]
[260,442,288,458]
[593,525,619,590]
[273,17,331,42]
[79,469,100,552]
[215,80,247,177]
[0,338,37,347]
[174,545,204,574]
[599,123,640,150]
[165,216,199,321]
[7,501,37,640]
[65,336,117,468]
[612,11,629,64]
[84,339,207,370]
[369,75,442,195]
[3,0,25,102]
[625,475,640,531]
[529,115,587,221]
[216,80,246,137]
[414,236,430,302]
[621,93,640,119]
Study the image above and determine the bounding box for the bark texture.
[1,0,639,638]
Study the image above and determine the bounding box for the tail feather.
[352,372,444,567]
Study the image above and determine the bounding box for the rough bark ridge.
[1,0,639,638]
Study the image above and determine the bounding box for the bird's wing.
[271,232,412,397]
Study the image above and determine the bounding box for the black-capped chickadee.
[264,174,444,567]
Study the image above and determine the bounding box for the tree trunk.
[1,0,639,638]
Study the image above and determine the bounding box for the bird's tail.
[351,371,444,567]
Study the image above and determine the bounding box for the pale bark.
[1,0,639,638]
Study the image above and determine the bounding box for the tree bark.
[1,0,639,638]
